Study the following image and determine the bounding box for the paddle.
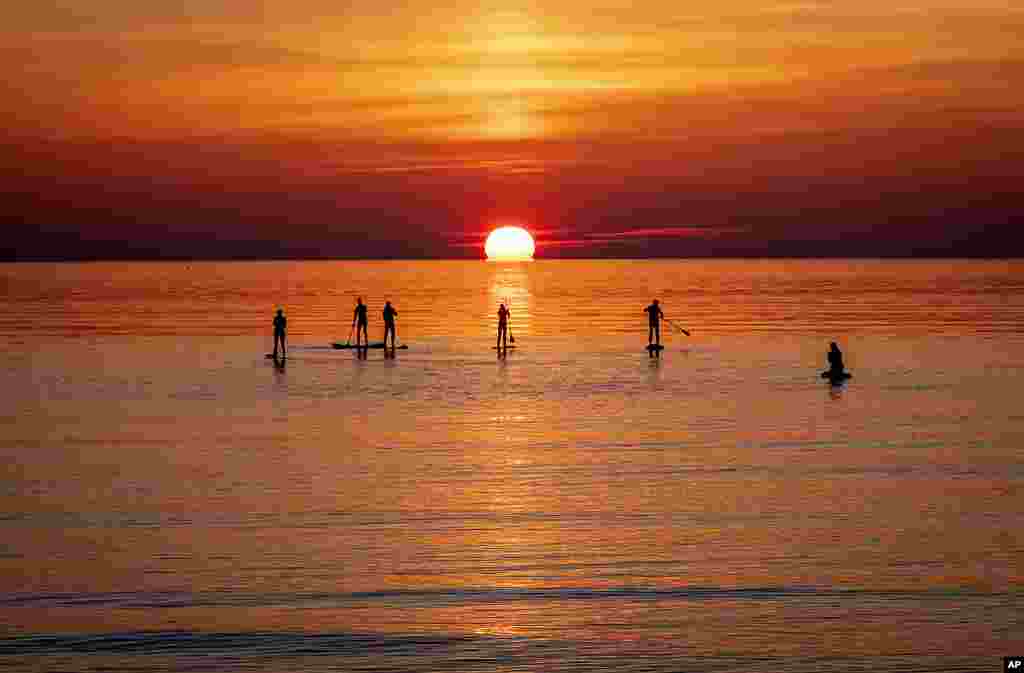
[665,318,691,336]
[506,296,515,344]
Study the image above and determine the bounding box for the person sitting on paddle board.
[272,308,287,359]
[497,303,510,350]
[827,342,846,376]
[353,297,369,347]
[644,299,664,347]
[382,300,398,349]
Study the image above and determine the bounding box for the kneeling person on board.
[497,303,510,349]
[353,297,369,347]
[644,299,664,347]
[273,308,287,359]
[382,300,398,348]
[827,342,846,376]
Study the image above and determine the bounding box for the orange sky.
[2,1,1022,258]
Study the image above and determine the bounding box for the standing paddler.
[644,299,664,348]
[272,308,287,359]
[382,300,398,349]
[352,297,369,347]
[497,302,510,350]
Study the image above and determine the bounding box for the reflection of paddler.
[497,303,510,350]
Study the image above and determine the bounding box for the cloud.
[583,226,744,239]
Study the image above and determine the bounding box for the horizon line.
[4,255,1023,264]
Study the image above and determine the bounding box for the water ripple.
[2,585,1013,610]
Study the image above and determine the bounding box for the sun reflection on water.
[488,262,532,335]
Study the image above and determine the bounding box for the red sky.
[2,1,1022,259]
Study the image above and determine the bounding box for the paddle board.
[646,344,665,352]
[492,345,517,350]
[332,342,408,349]
[821,371,852,382]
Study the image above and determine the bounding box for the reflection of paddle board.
[821,371,852,382]
[646,344,665,352]
[331,342,408,349]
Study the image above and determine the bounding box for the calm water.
[1,260,1022,672]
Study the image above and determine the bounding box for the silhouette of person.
[827,342,846,375]
[353,297,369,347]
[644,299,664,346]
[382,300,398,348]
[497,303,510,350]
[272,308,287,359]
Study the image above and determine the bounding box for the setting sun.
[485,226,535,261]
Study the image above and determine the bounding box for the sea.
[1,259,1022,672]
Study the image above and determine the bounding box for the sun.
[485,226,535,260]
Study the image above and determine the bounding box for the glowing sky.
[2,1,1021,258]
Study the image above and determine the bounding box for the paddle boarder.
[272,308,287,359]
[352,297,369,347]
[497,303,510,350]
[382,300,398,349]
[644,299,664,347]
[826,342,846,377]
